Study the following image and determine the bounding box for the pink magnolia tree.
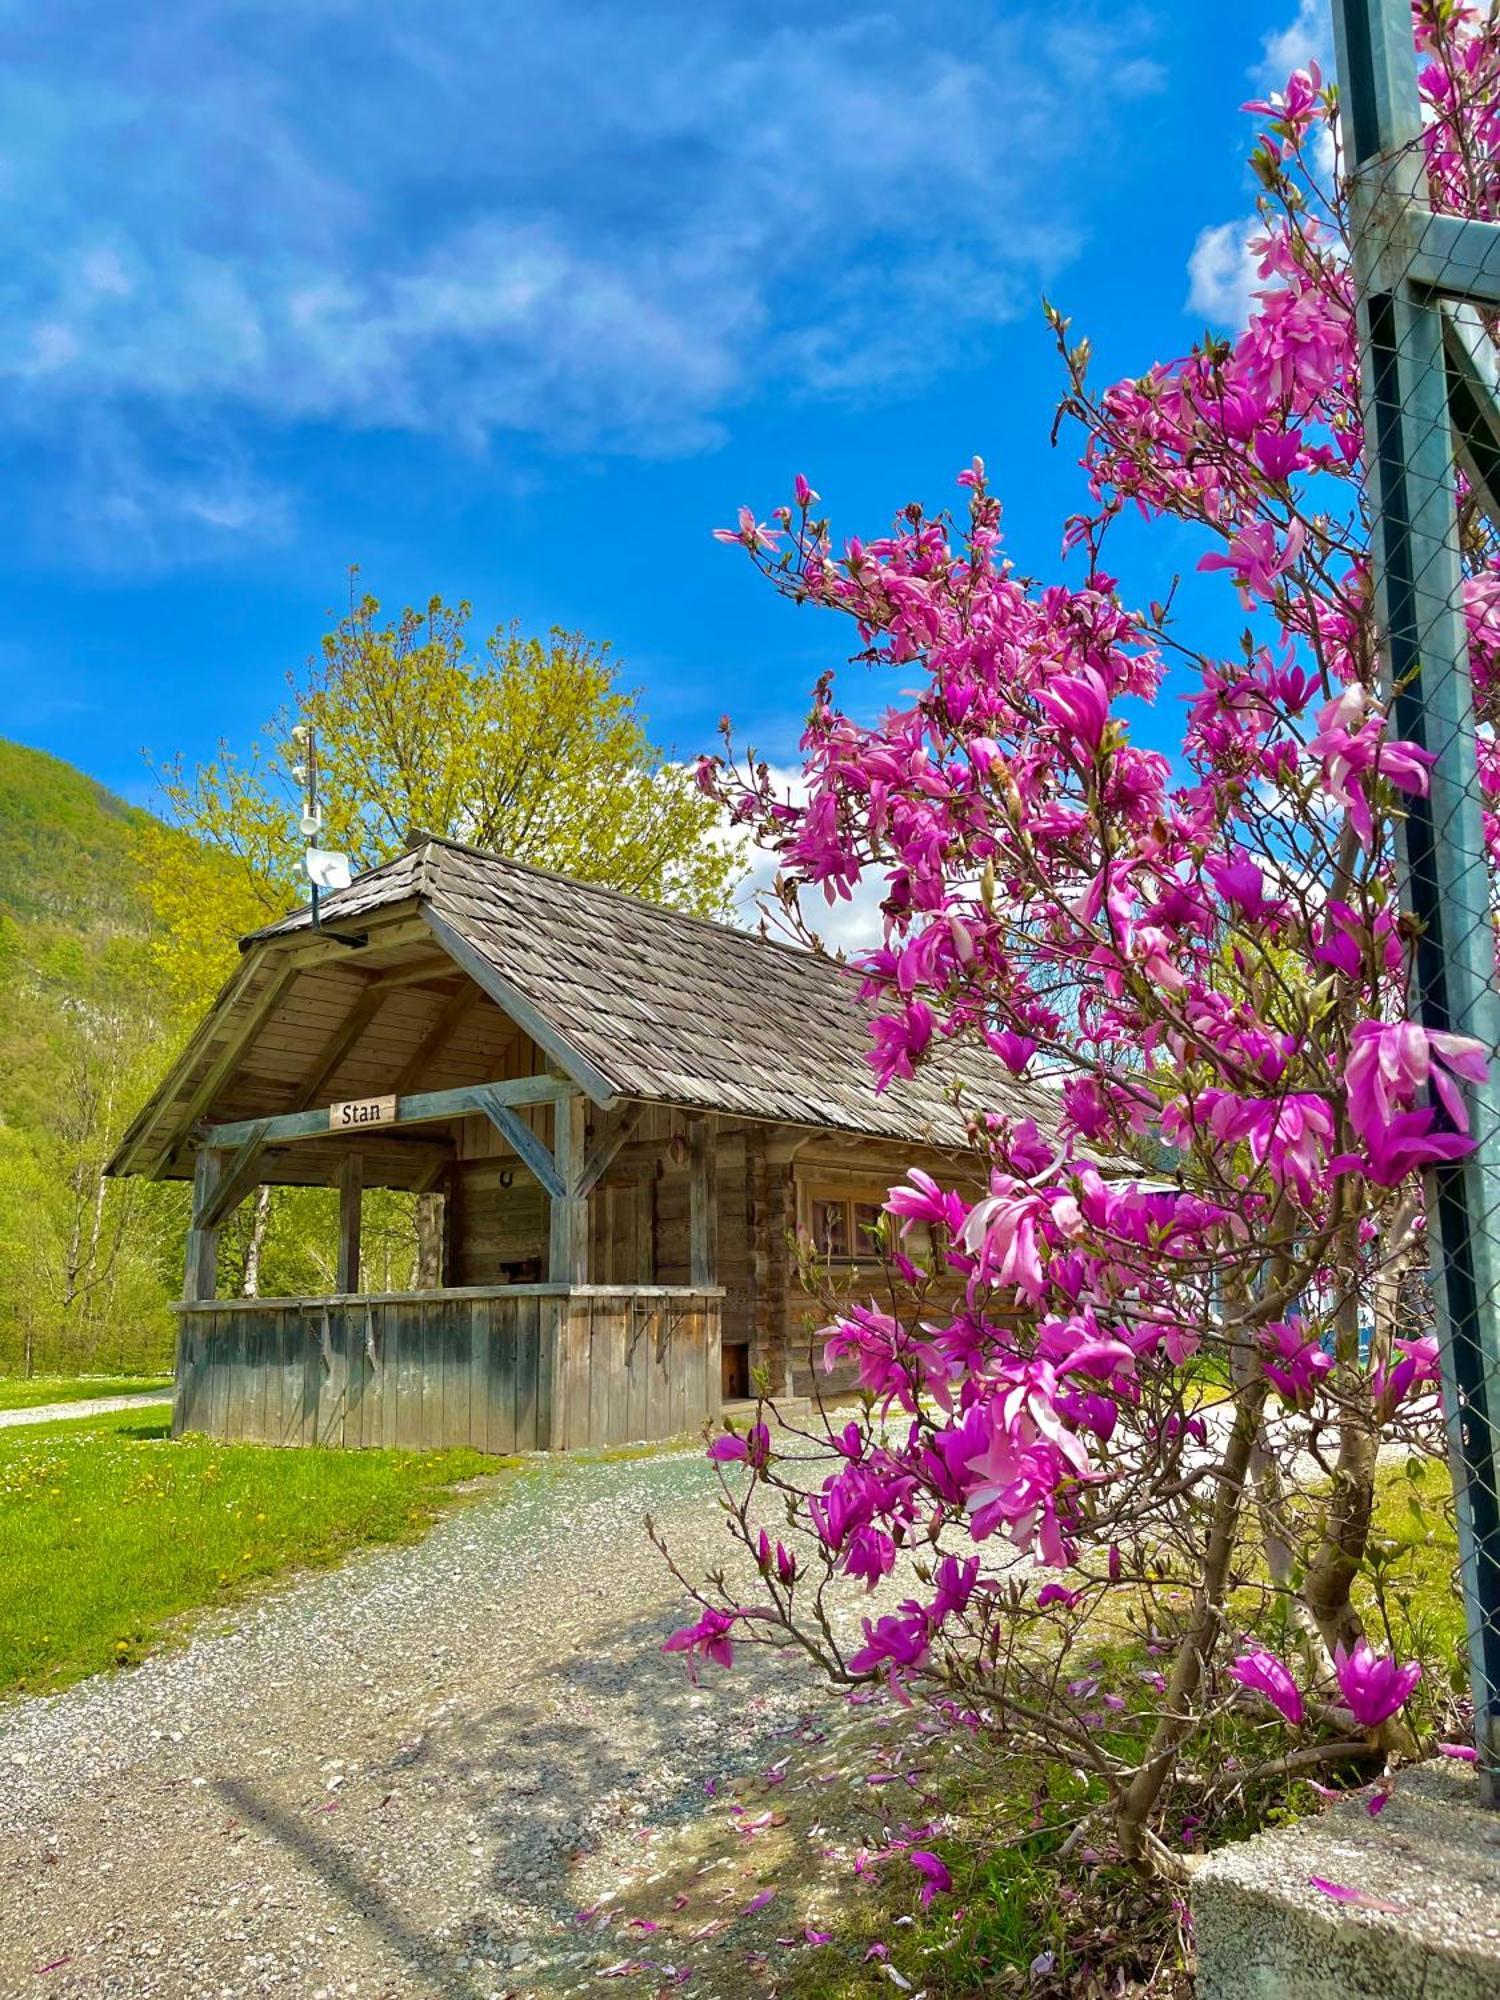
[665,4,1500,1884]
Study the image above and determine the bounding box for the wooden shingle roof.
[248,837,1056,1148]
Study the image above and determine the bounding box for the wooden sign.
[329,1094,398,1131]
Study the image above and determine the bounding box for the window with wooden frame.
[805,1186,889,1266]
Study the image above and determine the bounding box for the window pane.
[814,1199,848,1257]
[853,1202,884,1256]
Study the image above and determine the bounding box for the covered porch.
[175,1073,725,1453]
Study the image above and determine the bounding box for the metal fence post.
[1331,0,1500,1799]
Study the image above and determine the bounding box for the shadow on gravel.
[440,1604,749,1869]
[215,1776,490,2000]
[447,1603,892,1997]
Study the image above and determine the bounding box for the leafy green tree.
[145,579,739,1013]
[0,899,181,1375]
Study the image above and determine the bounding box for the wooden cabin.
[108,837,1053,1453]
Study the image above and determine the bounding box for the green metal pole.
[1331,0,1500,1800]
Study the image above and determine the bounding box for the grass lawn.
[0,1373,174,1413]
[0,1407,512,1697]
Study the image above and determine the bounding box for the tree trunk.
[1115,1369,1268,1875]
[242,1185,272,1299]
[1302,1292,1379,1653]
[416,1192,444,1290]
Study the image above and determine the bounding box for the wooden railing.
[170,1285,723,1453]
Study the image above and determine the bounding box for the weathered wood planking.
[171,1286,720,1453]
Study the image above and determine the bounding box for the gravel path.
[0,1394,172,1431]
[0,1446,858,2000]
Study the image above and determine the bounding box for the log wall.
[170,1285,722,1453]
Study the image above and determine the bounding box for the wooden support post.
[548,1092,589,1285]
[183,1146,222,1304]
[688,1114,717,1289]
[336,1152,364,1294]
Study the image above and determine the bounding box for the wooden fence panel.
[543,1302,566,1449]
[560,1300,592,1451]
[281,1309,308,1446]
[299,1309,323,1445]
[241,1308,268,1442]
[317,1309,345,1447]
[173,1316,204,1437]
[170,1287,719,1454]
[452,1297,478,1448]
[513,1293,540,1451]
[394,1305,426,1450]
[624,1301,651,1443]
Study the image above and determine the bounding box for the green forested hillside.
[0,740,184,1374]
[0,740,149,928]
[0,740,427,1376]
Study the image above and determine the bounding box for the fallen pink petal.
[1308,1877,1406,1914]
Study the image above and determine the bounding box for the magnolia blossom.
[1344,1022,1489,1184]
[662,1607,738,1675]
[909,1851,953,1907]
[1371,1335,1442,1416]
[1334,1641,1423,1728]
[1258,1319,1334,1409]
[1227,1649,1305,1726]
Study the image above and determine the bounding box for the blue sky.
[0,0,1327,810]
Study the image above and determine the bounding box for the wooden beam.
[411,1146,454,1196]
[549,1092,589,1284]
[475,1088,565,1199]
[198,1122,270,1231]
[366,958,464,992]
[578,1102,644,1196]
[422,908,619,1108]
[336,1152,363,1292]
[392,982,484,1095]
[144,955,300,1177]
[203,1072,578,1150]
[688,1113,717,1288]
[293,979,388,1111]
[183,1147,221,1304]
[251,1134,453,1191]
[266,911,431,968]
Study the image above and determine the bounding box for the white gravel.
[0,1394,171,1431]
[0,1446,846,1999]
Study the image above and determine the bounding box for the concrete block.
[1192,1760,1500,1999]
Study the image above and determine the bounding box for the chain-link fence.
[1333,0,1500,1803]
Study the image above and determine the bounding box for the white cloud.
[722,763,887,956]
[64,413,292,567]
[0,0,1165,552]
[1185,3,1336,330]
[80,245,132,296]
[1258,0,1331,88]
[1186,218,1262,329]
